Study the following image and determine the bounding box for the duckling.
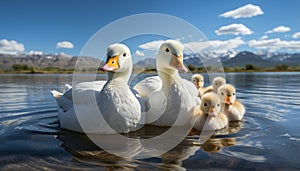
[217,84,245,121]
[191,74,206,98]
[193,92,228,131]
[203,76,226,94]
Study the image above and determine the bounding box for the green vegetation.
[1,63,300,74]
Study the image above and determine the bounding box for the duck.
[134,40,200,126]
[217,84,245,121]
[51,43,145,134]
[203,76,226,94]
[191,74,206,98]
[193,92,228,131]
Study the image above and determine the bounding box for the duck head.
[200,92,221,117]
[218,84,236,105]
[101,43,132,82]
[156,40,188,75]
[212,77,226,92]
[192,74,204,89]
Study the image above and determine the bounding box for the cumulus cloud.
[215,23,253,35]
[135,50,145,57]
[249,38,300,51]
[56,41,74,49]
[0,39,25,54]
[265,26,291,34]
[292,32,300,39]
[219,4,263,19]
[184,37,245,56]
[138,40,165,50]
[259,35,268,40]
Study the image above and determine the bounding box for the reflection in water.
[1,73,300,170]
[56,121,244,170]
[57,131,139,170]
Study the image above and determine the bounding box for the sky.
[0,0,300,59]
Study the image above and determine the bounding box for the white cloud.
[260,35,268,40]
[292,32,300,39]
[219,4,263,19]
[135,50,145,57]
[215,23,253,35]
[28,50,43,55]
[249,38,300,51]
[56,41,74,49]
[138,40,165,50]
[184,37,245,56]
[0,39,25,54]
[265,26,291,34]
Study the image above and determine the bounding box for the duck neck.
[220,102,230,111]
[158,69,181,90]
[106,71,130,86]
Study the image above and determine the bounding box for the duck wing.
[133,76,162,98]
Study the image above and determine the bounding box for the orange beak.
[208,107,218,117]
[101,55,119,72]
[225,95,233,105]
[170,54,188,73]
[195,81,201,89]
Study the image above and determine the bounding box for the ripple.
[1,73,300,170]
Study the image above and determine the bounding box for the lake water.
[0,72,300,170]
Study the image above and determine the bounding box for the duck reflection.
[57,130,141,170]
[57,121,243,170]
[201,137,236,152]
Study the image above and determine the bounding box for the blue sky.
[0,0,300,59]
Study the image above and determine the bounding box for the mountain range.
[1,51,300,71]
[136,51,300,68]
[0,53,101,70]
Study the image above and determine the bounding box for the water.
[0,73,300,170]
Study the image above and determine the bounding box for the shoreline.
[0,69,299,75]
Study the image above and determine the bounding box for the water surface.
[0,73,300,170]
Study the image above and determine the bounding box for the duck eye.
[166,48,169,52]
[204,103,207,107]
[123,53,126,57]
[221,92,224,96]
[233,93,235,96]
[217,104,220,107]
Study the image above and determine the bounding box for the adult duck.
[134,40,200,126]
[51,43,145,134]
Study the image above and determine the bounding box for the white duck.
[217,84,245,121]
[134,40,200,126]
[203,76,226,94]
[51,43,145,134]
[191,74,206,98]
[193,92,228,131]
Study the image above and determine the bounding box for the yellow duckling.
[203,76,226,94]
[191,74,206,98]
[217,84,245,121]
[193,92,228,131]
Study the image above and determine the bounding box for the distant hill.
[0,54,102,70]
[135,51,300,68]
[1,51,300,71]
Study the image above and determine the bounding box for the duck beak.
[170,54,188,73]
[101,55,119,72]
[208,107,218,117]
[225,95,233,105]
[196,81,201,88]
